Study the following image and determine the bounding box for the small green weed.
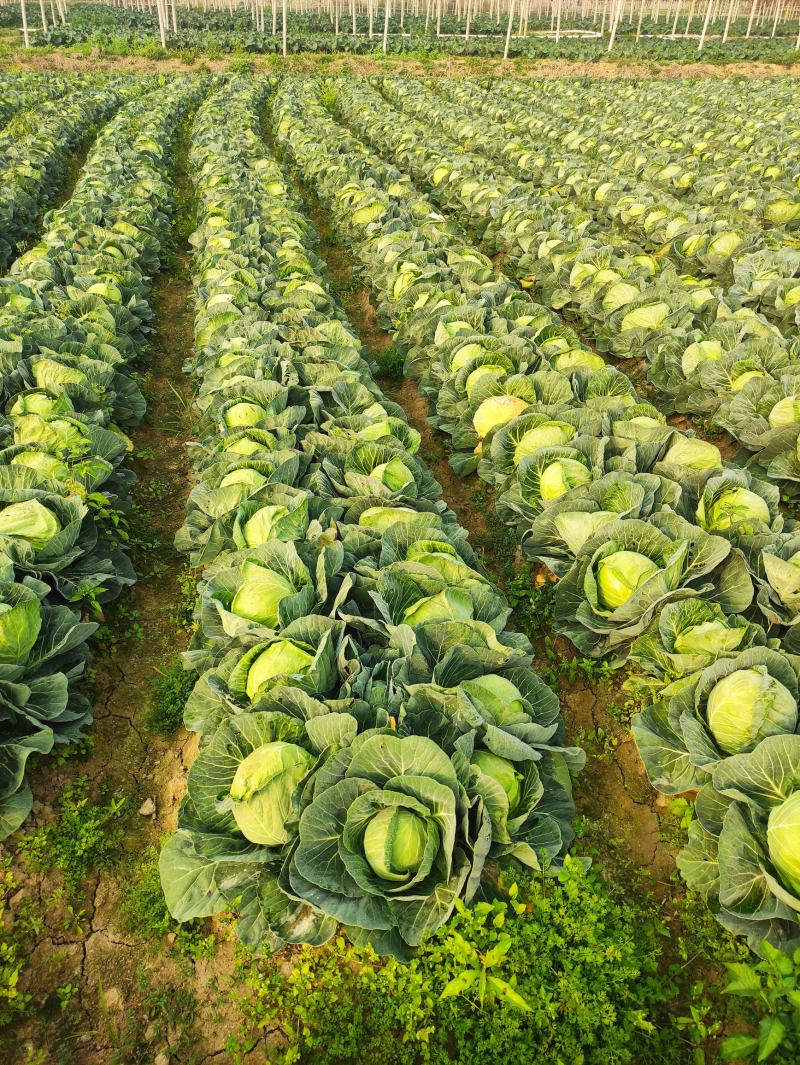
[144,657,195,736]
[15,777,126,892]
[118,848,215,960]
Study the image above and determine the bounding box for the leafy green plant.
[235,857,680,1064]
[144,657,195,735]
[0,862,32,1028]
[118,848,215,959]
[720,942,800,1063]
[16,777,126,892]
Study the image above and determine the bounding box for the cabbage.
[402,588,473,626]
[768,396,800,429]
[473,395,529,440]
[224,402,267,428]
[465,365,506,395]
[513,422,574,464]
[602,281,639,313]
[230,561,295,626]
[472,750,522,814]
[358,506,419,532]
[681,340,724,377]
[662,436,722,471]
[553,510,617,555]
[363,807,428,881]
[220,468,268,492]
[224,435,265,455]
[229,741,315,845]
[621,301,670,332]
[462,674,526,725]
[730,370,764,393]
[242,505,290,546]
[673,620,745,655]
[706,666,797,754]
[539,459,592,502]
[0,500,59,549]
[12,451,69,481]
[596,550,659,610]
[697,487,770,532]
[245,640,315,699]
[767,791,800,896]
[370,458,415,492]
[551,350,606,374]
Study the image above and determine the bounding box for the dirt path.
[2,47,798,78]
[0,109,261,1065]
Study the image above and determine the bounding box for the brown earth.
[1,45,798,78]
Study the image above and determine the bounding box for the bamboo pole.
[282,0,287,54]
[697,0,713,47]
[503,0,515,54]
[745,0,756,35]
[383,0,389,49]
[20,0,30,46]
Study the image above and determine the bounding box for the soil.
[1,46,798,78]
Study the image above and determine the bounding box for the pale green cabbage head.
[245,640,315,699]
[358,506,419,532]
[767,791,800,896]
[596,550,660,610]
[220,468,268,492]
[697,487,770,532]
[673,620,745,655]
[681,340,724,377]
[229,740,315,845]
[706,666,797,755]
[402,588,473,626]
[0,500,59,549]
[539,459,592,503]
[363,807,428,882]
[473,395,529,440]
[224,402,267,428]
[554,510,617,555]
[513,422,574,464]
[663,436,722,471]
[370,458,414,492]
[768,396,800,430]
[472,750,522,815]
[462,674,526,725]
[230,561,295,626]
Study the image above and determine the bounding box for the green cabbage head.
[706,666,797,754]
[472,750,522,815]
[229,740,315,845]
[363,807,429,881]
[0,500,59,549]
[246,639,315,699]
[767,791,800,896]
[596,550,660,610]
[230,560,295,626]
[539,459,592,503]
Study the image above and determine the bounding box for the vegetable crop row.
[159,77,582,962]
[0,77,132,272]
[0,75,203,838]
[273,75,800,958]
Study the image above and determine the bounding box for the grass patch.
[144,657,195,736]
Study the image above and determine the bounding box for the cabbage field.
[2,68,800,1064]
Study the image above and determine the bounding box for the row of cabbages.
[158,79,582,963]
[0,76,203,837]
[480,77,800,216]
[0,75,132,272]
[371,77,800,479]
[272,77,800,957]
[0,71,72,130]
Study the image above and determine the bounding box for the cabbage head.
[596,550,659,610]
[706,666,797,755]
[230,740,316,845]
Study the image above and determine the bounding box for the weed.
[15,777,127,893]
[118,847,215,960]
[144,657,195,736]
[99,967,202,1065]
[0,863,32,1028]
